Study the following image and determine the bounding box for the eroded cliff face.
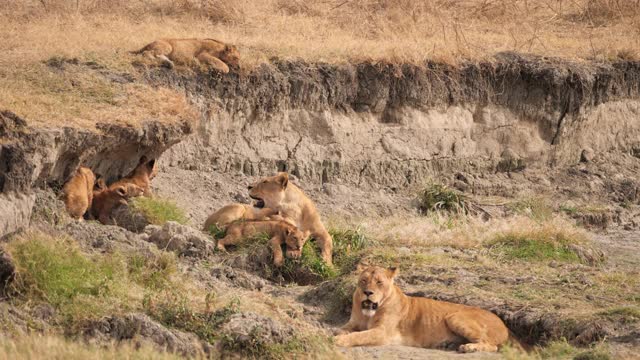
[0,110,193,237]
[1,54,640,236]
[145,53,640,188]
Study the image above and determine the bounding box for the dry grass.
[1,0,639,68]
[0,334,187,360]
[1,1,638,128]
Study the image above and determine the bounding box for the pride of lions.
[59,36,520,353]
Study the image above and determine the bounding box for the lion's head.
[355,264,398,317]
[248,172,289,209]
[284,228,309,259]
[221,44,240,70]
[128,156,156,180]
[124,183,145,197]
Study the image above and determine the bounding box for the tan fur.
[62,166,96,219]
[203,203,280,231]
[91,183,143,225]
[335,265,511,353]
[131,38,240,74]
[217,220,308,267]
[109,156,156,197]
[248,172,333,265]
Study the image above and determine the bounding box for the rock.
[0,192,35,239]
[210,266,266,291]
[221,312,295,348]
[580,147,595,163]
[64,219,150,254]
[111,204,151,233]
[0,250,15,294]
[145,221,215,257]
[83,313,211,357]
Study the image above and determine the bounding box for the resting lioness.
[109,156,157,197]
[203,203,280,231]
[335,265,513,353]
[248,172,333,265]
[217,220,309,267]
[131,38,240,74]
[63,166,97,219]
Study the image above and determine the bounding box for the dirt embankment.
[3,54,640,236]
[147,53,640,189]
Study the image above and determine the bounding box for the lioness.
[217,220,308,267]
[335,265,513,353]
[248,172,333,265]
[203,203,280,231]
[131,38,240,74]
[91,182,144,225]
[63,166,97,219]
[109,156,157,197]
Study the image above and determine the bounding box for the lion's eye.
[377,281,383,285]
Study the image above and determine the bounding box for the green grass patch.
[130,197,188,225]
[7,233,130,324]
[488,230,585,263]
[258,227,371,284]
[417,182,469,214]
[7,232,185,328]
[207,224,226,239]
[146,293,240,345]
[598,306,640,323]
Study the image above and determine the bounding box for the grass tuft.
[417,182,469,214]
[131,197,188,225]
[598,306,640,323]
[488,228,587,263]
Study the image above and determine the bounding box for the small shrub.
[130,197,187,225]
[417,182,469,214]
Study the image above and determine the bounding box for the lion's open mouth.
[361,300,378,310]
[250,196,265,208]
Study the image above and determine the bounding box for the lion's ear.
[277,172,289,189]
[356,261,370,273]
[386,267,399,279]
[115,186,127,197]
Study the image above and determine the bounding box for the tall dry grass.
[1,0,639,67]
[1,0,638,127]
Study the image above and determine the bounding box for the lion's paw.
[334,334,350,347]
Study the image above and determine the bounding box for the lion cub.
[335,265,514,353]
[217,220,308,267]
[91,180,144,225]
[63,166,97,219]
[109,156,157,197]
[203,203,281,231]
[131,38,240,74]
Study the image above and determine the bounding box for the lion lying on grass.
[217,220,309,267]
[248,173,334,265]
[131,38,240,74]
[335,265,516,353]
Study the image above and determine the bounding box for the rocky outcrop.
[144,221,215,257]
[83,313,212,357]
[0,110,194,237]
